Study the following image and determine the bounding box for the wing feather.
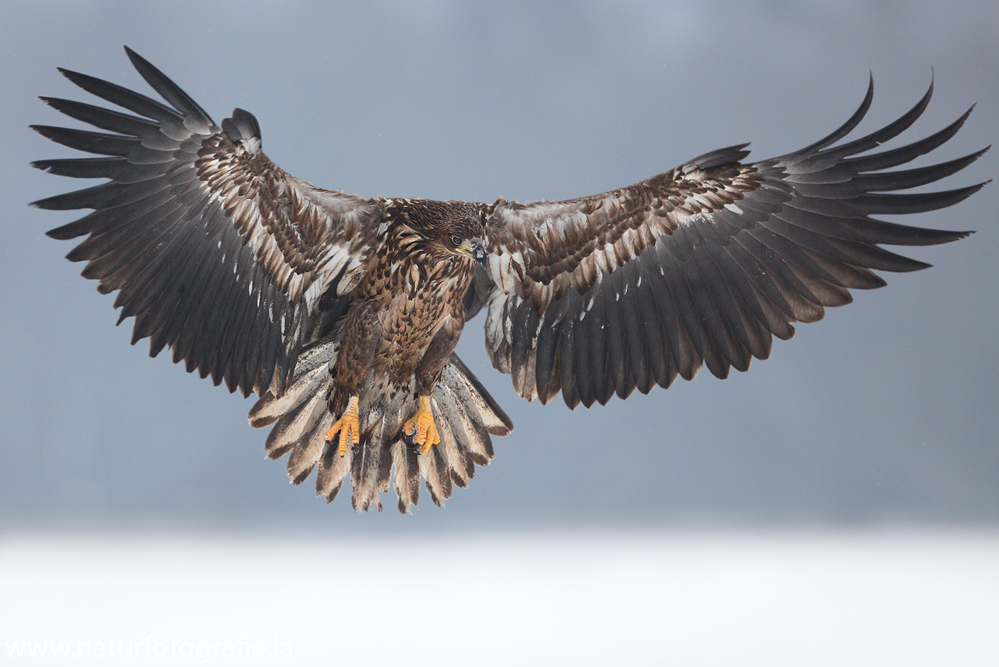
[479,78,983,407]
[34,47,379,396]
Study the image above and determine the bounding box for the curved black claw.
[401,428,417,450]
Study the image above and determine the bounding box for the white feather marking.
[488,255,504,292]
[725,202,744,215]
[497,253,514,293]
[677,212,709,228]
[553,210,580,235]
[594,250,610,274]
[241,136,262,154]
[303,279,325,310]
[604,242,619,266]
[690,193,707,207]
[510,250,524,270]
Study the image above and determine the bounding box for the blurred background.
[2,1,997,663]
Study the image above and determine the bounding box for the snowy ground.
[2,529,997,665]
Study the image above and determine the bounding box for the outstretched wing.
[33,47,379,397]
[478,78,986,408]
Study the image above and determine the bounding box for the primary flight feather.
[33,47,985,512]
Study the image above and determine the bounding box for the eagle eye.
[450,234,462,247]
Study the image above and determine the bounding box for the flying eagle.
[33,48,985,512]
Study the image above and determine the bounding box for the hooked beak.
[472,239,487,265]
[458,238,488,265]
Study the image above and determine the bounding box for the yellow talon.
[403,395,440,455]
[325,395,360,457]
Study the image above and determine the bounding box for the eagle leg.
[325,395,360,457]
[403,395,440,455]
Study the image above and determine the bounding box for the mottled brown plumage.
[354,199,484,395]
[34,48,984,512]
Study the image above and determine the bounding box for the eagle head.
[404,199,488,264]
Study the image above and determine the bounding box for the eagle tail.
[247,342,513,513]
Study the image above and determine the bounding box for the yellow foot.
[403,395,440,455]
[325,395,360,457]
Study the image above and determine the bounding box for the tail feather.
[446,356,514,436]
[284,392,328,485]
[419,445,453,507]
[390,442,421,513]
[262,401,307,460]
[442,378,494,466]
[248,343,332,428]
[265,388,325,462]
[287,432,324,486]
[248,343,514,513]
[430,390,474,488]
[350,408,397,512]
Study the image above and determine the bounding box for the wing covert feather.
[479,78,983,407]
[34,47,379,397]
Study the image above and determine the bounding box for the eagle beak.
[472,239,487,265]
[458,238,488,265]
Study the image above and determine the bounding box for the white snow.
[2,529,997,665]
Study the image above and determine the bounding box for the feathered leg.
[403,314,463,454]
[326,301,381,453]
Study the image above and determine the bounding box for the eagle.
[33,48,985,512]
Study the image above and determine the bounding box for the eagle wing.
[478,78,986,408]
[33,47,378,397]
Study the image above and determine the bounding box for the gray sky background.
[2,0,997,532]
